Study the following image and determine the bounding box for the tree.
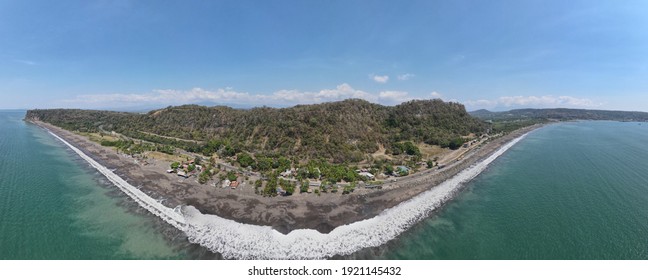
[448,137,465,150]
[226,171,237,182]
[264,177,278,197]
[277,156,291,171]
[170,162,180,169]
[187,164,196,172]
[344,168,358,182]
[296,168,308,180]
[198,170,210,184]
[300,180,309,193]
[284,182,295,195]
[256,157,273,172]
[403,141,421,156]
[385,164,394,175]
[237,152,255,168]
[159,145,175,154]
[343,182,356,194]
[391,142,403,155]
[202,140,223,156]
[426,160,435,168]
[220,145,236,157]
[311,168,320,179]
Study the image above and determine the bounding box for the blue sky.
[1,0,648,111]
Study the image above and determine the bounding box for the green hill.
[26,99,488,163]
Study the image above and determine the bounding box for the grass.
[78,132,120,143]
[417,142,446,159]
[146,151,186,163]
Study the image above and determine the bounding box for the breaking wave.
[47,128,527,259]
[46,130,187,230]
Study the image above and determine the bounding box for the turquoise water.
[377,121,648,259]
[0,111,191,259]
[3,110,648,259]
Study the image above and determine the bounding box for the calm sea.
[0,111,198,259]
[371,121,648,259]
[2,110,647,259]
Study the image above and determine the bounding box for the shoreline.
[29,120,543,234]
[31,120,541,258]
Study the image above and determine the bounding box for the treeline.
[470,108,648,122]
[26,99,488,163]
[470,107,648,134]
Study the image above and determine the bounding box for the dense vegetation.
[470,108,648,134]
[26,99,488,163]
[470,108,648,122]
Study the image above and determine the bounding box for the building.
[396,166,410,173]
[222,179,231,188]
[280,169,292,178]
[358,171,375,180]
[230,181,240,189]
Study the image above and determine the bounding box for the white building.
[222,179,231,188]
[358,171,375,180]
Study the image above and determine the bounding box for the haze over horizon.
[2,1,647,111]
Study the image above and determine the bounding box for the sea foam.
[47,128,527,259]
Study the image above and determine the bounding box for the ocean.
[2,110,647,259]
[374,121,648,259]
[0,110,200,259]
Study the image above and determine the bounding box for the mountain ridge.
[26,99,487,163]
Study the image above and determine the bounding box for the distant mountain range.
[469,108,648,122]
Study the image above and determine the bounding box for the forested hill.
[470,108,648,122]
[26,99,487,162]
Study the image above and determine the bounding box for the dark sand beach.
[32,120,542,234]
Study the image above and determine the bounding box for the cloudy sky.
[1,0,648,111]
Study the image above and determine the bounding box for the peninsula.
[26,99,542,234]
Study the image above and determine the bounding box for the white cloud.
[62,87,600,111]
[464,99,499,108]
[371,75,389,84]
[464,95,602,109]
[72,88,252,105]
[271,83,376,104]
[397,73,415,81]
[61,84,455,109]
[378,91,414,104]
[62,84,390,108]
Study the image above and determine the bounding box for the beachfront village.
[88,130,492,198]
